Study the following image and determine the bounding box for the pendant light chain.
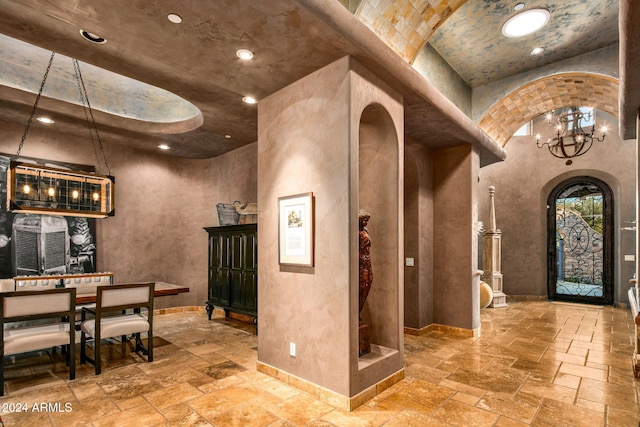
[14,51,56,160]
[73,59,111,176]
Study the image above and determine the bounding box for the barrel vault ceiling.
[0,0,638,158]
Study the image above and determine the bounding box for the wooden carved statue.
[359,210,372,316]
[358,209,372,355]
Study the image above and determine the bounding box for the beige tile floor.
[0,301,639,426]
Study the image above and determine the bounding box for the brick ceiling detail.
[356,0,467,63]
[478,73,619,147]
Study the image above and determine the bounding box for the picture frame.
[278,192,314,266]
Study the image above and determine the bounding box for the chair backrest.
[0,279,14,293]
[14,273,114,293]
[14,277,59,291]
[1,287,76,322]
[96,283,154,312]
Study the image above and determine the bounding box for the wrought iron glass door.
[547,176,613,305]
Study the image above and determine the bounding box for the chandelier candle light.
[536,107,607,159]
[8,162,113,217]
[7,52,115,218]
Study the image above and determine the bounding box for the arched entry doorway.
[547,176,613,305]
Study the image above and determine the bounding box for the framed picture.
[278,192,314,266]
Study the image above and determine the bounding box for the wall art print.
[278,192,314,267]
[0,155,98,278]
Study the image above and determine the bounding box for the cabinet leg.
[223,308,230,318]
[205,303,214,320]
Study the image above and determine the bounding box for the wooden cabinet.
[204,224,257,321]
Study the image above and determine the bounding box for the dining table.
[73,281,189,304]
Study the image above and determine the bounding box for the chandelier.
[535,107,607,159]
[7,52,115,218]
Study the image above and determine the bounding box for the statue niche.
[359,209,372,356]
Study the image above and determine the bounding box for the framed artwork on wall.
[0,155,98,278]
[278,192,314,266]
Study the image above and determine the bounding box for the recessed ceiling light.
[36,116,54,124]
[514,3,525,11]
[224,134,232,139]
[167,13,182,24]
[242,96,257,104]
[236,49,254,60]
[79,30,107,44]
[530,46,545,55]
[502,8,550,38]
[158,144,170,150]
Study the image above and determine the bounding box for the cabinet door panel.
[208,235,222,302]
[241,232,258,311]
[241,271,258,312]
[206,225,257,316]
[230,270,244,309]
[219,234,231,306]
[210,233,231,306]
[230,234,243,269]
[244,233,257,270]
[230,233,244,309]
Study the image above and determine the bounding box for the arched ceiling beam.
[355,0,467,63]
[478,73,619,147]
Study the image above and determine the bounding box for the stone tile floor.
[0,301,639,426]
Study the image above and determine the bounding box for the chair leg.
[121,335,128,356]
[132,332,152,362]
[94,337,101,375]
[69,341,75,381]
[80,331,100,374]
[148,330,153,363]
[80,332,87,363]
[134,333,143,353]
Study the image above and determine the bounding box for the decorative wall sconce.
[8,162,114,218]
[535,107,607,159]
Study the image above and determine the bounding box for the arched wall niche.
[357,102,400,353]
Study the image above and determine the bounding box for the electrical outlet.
[405,258,414,267]
[290,342,296,357]
[625,254,635,262]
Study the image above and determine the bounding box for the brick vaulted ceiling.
[355,0,467,63]
[355,0,624,147]
[478,74,619,146]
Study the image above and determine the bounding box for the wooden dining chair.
[80,283,154,375]
[0,287,76,396]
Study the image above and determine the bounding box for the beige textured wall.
[432,144,480,330]
[257,56,404,397]
[403,138,434,328]
[258,57,353,396]
[0,120,258,309]
[478,111,635,305]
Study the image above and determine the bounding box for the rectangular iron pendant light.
[7,162,114,218]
